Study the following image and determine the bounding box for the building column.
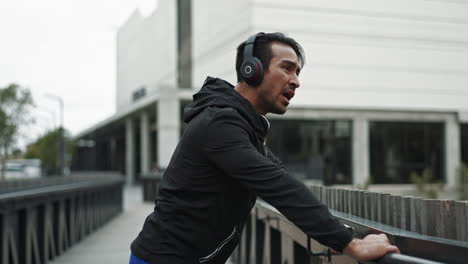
[125,117,135,185]
[352,117,370,185]
[157,86,180,170]
[140,111,150,176]
[445,116,460,188]
[109,136,116,170]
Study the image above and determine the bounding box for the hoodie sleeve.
[203,112,353,252]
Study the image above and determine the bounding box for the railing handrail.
[0,175,124,214]
[0,172,122,194]
[0,176,123,201]
[376,253,442,264]
[306,184,468,243]
[255,200,468,264]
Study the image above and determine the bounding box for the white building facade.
[73,0,468,189]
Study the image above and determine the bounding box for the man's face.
[255,42,301,115]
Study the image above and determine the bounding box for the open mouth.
[281,89,295,103]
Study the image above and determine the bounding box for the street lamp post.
[45,94,64,176]
[37,107,58,130]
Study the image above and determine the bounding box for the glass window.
[370,122,444,184]
[462,124,468,166]
[267,119,352,185]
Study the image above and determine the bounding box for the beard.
[268,101,287,114]
[260,93,287,115]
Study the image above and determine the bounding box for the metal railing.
[0,174,124,264]
[306,185,468,242]
[141,172,163,202]
[0,172,121,194]
[141,176,468,263]
[232,185,468,264]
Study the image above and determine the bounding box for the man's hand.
[343,234,400,261]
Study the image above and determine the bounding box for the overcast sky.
[0,0,158,148]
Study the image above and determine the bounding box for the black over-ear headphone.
[240,33,264,86]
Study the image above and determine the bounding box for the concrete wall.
[249,0,468,115]
[116,0,177,110]
[192,0,253,89]
[98,0,468,185]
[117,0,468,114]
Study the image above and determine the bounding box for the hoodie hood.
[183,77,269,137]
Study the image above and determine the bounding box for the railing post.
[68,196,76,245]
[239,222,247,264]
[293,241,310,264]
[371,192,378,221]
[95,191,101,227]
[455,201,468,242]
[24,207,41,264]
[76,192,86,241]
[379,193,390,225]
[401,196,411,231]
[2,212,19,264]
[437,200,456,240]
[364,191,371,220]
[42,202,56,263]
[391,195,401,228]
[350,189,357,216]
[249,209,257,264]
[410,197,422,234]
[346,189,352,215]
[421,199,438,237]
[281,233,293,264]
[57,199,69,254]
[270,228,281,264]
[321,186,327,205]
[256,216,265,264]
[357,190,364,218]
[262,221,271,264]
[86,192,93,234]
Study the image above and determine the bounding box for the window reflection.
[267,120,352,185]
[370,122,444,184]
[462,124,468,166]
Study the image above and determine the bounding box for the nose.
[290,74,300,89]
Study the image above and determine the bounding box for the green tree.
[458,164,468,201]
[24,128,74,176]
[410,168,444,199]
[0,84,34,179]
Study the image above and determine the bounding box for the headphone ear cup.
[241,57,264,86]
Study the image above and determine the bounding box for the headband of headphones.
[240,33,264,86]
[243,34,257,62]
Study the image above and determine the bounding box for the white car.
[3,163,26,179]
[1,159,42,179]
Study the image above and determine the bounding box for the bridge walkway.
[50,185,153,264]
[49,185,234,264]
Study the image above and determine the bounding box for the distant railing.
[0,172,121,194]
[141,172,163,202]
[0,173,124,264]
[232,185,468,264]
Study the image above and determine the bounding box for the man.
[130,32,400,264]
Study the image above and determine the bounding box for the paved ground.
[50,185,234,264]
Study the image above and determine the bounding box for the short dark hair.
[235,32,305,83]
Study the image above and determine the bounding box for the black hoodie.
[130,77,353,264]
